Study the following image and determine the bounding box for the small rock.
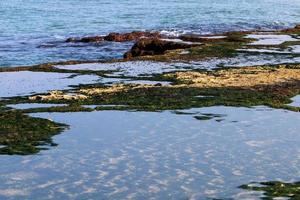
[104,31,160,42]
[124,38,201,58]
[66,36,103,43]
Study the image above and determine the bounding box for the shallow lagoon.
[0,71,99,98]
[1,106,300,199]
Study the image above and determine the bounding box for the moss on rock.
[0,110,67,155]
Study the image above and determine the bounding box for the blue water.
[1,107,300,199]
[0,0,300,67]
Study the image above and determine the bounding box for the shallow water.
[6,103,68,110]
[0,106,300,199]
[55,61,191,76]
[246,34,299,45]
[289,95,300,107]
[0,71,99,97]
[54,53,300,74]
[1,0,300,67]
[291,45,300,53]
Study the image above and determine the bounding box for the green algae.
[0,110,67,155]
[0,60,119,78]
[22,105,94,113]
[240,181,300,199]
[194,115,213,120]
[18,85,299,112]
[5,62,300,113]
[187,31,256,59]
[188,42,238,58]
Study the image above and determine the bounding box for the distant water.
[0,0,300,67]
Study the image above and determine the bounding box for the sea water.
[0,0,300,67]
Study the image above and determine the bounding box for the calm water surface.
[1,107,300,199]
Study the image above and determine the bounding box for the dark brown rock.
[80,36,104,43]
[65,37,78,42]
[124,38,201,58]
[104,31,161,42]
[281,24,300,33]
[66,31,161,43]
[66,36,104,43]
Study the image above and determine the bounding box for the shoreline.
[1,24,300,70]
[1,24,300,155]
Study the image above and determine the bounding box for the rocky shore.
[66,31,162,43]
[65,24,300,60]
[0,24,300,155]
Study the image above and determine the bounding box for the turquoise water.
[1,0,300,67]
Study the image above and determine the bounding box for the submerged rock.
[0,110,67,155]
[282,24,300,33]
[295,24,300,29]
[124,38,201,58]
[66,36,104,43]
[179,34,227,43]
[66,31,161,43]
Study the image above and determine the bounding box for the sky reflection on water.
[0,106,299,199]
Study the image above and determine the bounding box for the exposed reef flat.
[25,64,300,112]
[2,62,300,155]
[0,25,300,155]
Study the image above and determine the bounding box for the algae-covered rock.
[240,181,300,199]
[124,38,201,58]
[0,111,67,155]
[66,31,161,43]
[29,91,88,101]
[104,31,161,42]
[66,36,104,43]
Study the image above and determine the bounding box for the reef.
[1,24,300,155]
[66,31,161,43]
[22,64,300,111]
[123,38,202,59]
[64,24,300,62]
